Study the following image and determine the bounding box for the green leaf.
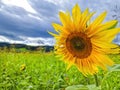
[107,64,120,71]
[65,84,100,90]
[66,85,88,90]
[87,85,101,90]
[111,64,120,70]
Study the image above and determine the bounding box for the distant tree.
[36,46,41,51]
[10,44,16,52]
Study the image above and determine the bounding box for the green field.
[0,50,120,90]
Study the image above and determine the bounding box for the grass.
[0,50,120,90]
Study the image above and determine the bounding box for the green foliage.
[101,69,120,90]
[66,84,101,90]
[0,51,119,90]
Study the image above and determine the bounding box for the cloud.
[0,35,55,46]
[1,0,37,14]
[0,0,52,39]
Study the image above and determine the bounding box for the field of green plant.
[0,50,120,90]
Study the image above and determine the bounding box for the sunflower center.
[66,32,92,59]
[70,37,85,51]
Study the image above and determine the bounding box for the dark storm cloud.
[27,0,62,31]
[28,0,58,18]
[0,1,53,39]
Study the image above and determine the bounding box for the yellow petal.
[104,20,118,29]
[59,11,74,32]
[66,57,75,70]
[72,4,81,22]
[75,58,98,76]
[93,28,120,42]
[91,54,107,70]
[48,31,58,37]
[92,40,119,54]
[87,20,118,37]
[82,12,95,30]
[79,8,89,28]
[93,53,114,66]
[86,11,107,36]
[92,11,107,26]
[72,4,81,31]
[52,23,63,33]
[91,39,118,48]
[59,11,69,27]
[59,11,71,26]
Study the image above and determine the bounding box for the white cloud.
[28,14,42,21]
[19,36,55,46]
[0,35,55,46]
[1,0,37,14]
[44,0,68,6]
[0,35,9,42]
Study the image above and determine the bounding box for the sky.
[0,0,120,45]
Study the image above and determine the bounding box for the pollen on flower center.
[66,32,92,59]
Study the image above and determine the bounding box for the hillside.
[0,42,54,52]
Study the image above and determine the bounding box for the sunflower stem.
[94,74,99,87]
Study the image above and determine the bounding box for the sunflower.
[20,64,26,71]
[49,4,120,76]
